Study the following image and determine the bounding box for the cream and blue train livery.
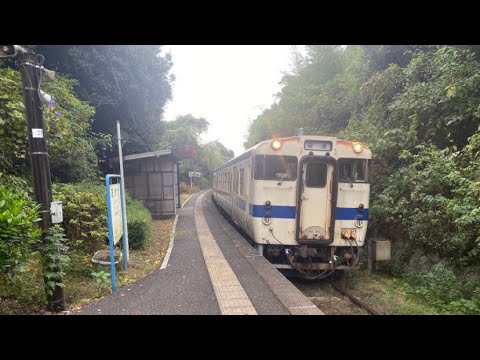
[212,135,371,279]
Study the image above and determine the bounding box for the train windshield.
[254,155,298,181]
[338,159,368,183]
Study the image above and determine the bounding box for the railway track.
[326,280,383,315]
[290,275,384,315]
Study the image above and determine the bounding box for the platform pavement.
[76,191,322,315]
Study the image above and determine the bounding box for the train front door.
[298,158,333,241]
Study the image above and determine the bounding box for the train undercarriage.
[261,244,360,280]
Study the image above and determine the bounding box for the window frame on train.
[253,155,298,181]
[338,158,369,183]
[305,161,328,188]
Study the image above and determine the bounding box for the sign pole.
[106,174,128,292]
[106,175,118,292]
[117,121,129,263]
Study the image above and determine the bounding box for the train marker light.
[271,140,282,150]
[341,229,357,239]
[353,142,364,153]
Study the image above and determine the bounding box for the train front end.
[253,136,371,279]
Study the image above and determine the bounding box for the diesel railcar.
[212,135,371,279]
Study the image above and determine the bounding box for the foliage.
[189,141,235,188]
[159,114,234,187]
[0,68,29,175]
[246,45,480,309]
[350,47,480,265]
[36,45,174,155]
[0,254,47,314]
[126,196,152,250]
[405,263,480,314]
[52,183,108,253]
[0,183,41,279]
[245,45,370,147]
[159,114,209,149]
[179,181,200,195]
[52,182,153,252]
[0,172,31,197]
[41,225,69,296]
[41,76,112,182]
[0,67,111,182]
[90,270,110,285]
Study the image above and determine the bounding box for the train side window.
[254,155,264,179]
[306,162,327,188]
[254,155,297,181]
[239,168,245,195]
[234,168,239,194]
[338,159,368,183]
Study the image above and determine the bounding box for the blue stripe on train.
[249,205,297,219]
[247,204,369,220]
[335,207,369,221]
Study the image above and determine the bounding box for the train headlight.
[271,140,282,151]
[353,142,364,153]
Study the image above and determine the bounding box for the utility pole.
[16,49,65,312]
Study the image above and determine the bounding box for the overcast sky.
[162,45,297,157]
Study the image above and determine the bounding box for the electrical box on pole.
[50,201,63,224]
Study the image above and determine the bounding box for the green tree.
[159,114,209,149]
[158,114,233,187]
[246,45,480,270]
[0,67,109,182]
[245,45,368,147]
[35,45,174,154]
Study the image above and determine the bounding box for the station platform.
[76,191,322,315]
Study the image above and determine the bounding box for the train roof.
[215,135,371,172]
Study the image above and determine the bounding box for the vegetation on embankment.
[0,46,234,313]
[246,45,480,313]
[0,180,170,314]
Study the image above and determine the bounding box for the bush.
[52,182,152,252]
[126,196,152,250]
[0,67,111,182]
[407,263,462,306]
[0,173,31,197]
[0,184,41,279]
[179,181,200,195]
[52,183,108,253]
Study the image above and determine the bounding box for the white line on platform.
[181,193,196,208]
[160,214,177,270]
[160,193,196,270]
[194,192,257,315]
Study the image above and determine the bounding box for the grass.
[340,270,448,315]
[179,181,201,206]
[0,217,175,314]
[180,193,190,205]
[180,186,202,206]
